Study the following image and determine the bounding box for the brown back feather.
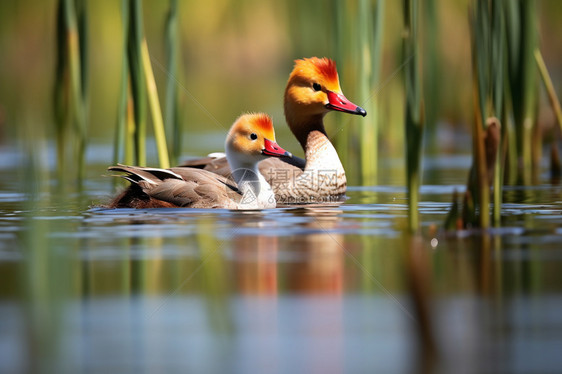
[108,165,241,209]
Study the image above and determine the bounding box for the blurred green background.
[0,0,561,181]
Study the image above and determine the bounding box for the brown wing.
[108,165,240,209]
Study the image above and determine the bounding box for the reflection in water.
[405,234,437,374]
[228,206,346,295]
[2,182,562,372]
[283,207,345,294]
[235,234,279,295]
[231,207,346,373]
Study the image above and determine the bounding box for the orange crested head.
[251,113,276,141]
[228,113,275,143]
[284,57,366,132]
[225,113,289,161]
[289,57,340,90]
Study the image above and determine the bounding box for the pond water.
[1,144,562,374]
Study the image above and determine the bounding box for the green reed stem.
[505,0,538,185]
[358,0,372,183]
[471,1,490,228]
[54,0,87,184]
[165,0,181,165]
[359,0,384,186]
[54,0,68,178]
[403,0,424,233]
[75,0,88,182]
[142,39,170,169]
[503,78,518,185]
[422,0,439,151]
[114,0,130,166]
[473,85,490,228]
[535,49,562,135]
[332,0,351,170]
[491,0,505,226]
[66,0,86,183]
[118,0,169,168]
[492,142,502,225]
[491,0,504,119]
[473,1,488,128]
[128,0,147,166]
[467,0,510,228]
[521,0,538,185]
[125,87,135,165]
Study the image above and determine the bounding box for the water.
[1,146,562,374]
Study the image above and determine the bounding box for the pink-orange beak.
[262,138,291,157]
[326,91,367,116]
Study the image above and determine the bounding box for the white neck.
[226,149,276,209]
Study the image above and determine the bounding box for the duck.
[181,57,367,204]
[108,113,290,209]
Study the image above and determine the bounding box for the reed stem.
[505,0,538,185]
[125,84,136,164]
[422,0,439,151]
[491,0,505,226]
[75,0,88,183]
[332,0,351,170]
[142,38,170,169]
[472,82,489,228]
[54,0,68,179]
[535,49,562,135]
[358,0,373,184]
[403,0,424,233]
[165,0,181,165]
[128,0,147,166]
[54,0,87,185]
[114,0,130,166]
[465,0,508,228]
[358,0,384,186]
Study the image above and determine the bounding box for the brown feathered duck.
[108,113,290,209]
[181,57,367,204]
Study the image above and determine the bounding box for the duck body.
[108,166,278,209]
[259,130,346,204]
[180,57,366,204]
[108,166,240,209]
[108,114,289,210]
[183,131,345,204]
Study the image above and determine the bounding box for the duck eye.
[250,133,258,140]
[312,83,322,92]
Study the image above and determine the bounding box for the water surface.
[1,147,562,374]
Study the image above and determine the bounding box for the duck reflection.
[235,234,279,295]
[230,206,346,374]
[232,206,345,295]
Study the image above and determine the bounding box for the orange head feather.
[225,113,289,162]
[228,113,275,142]
[289,57,340,90]
[250,113,275,141]
[283,57,367,146]
[226,113,275,157]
